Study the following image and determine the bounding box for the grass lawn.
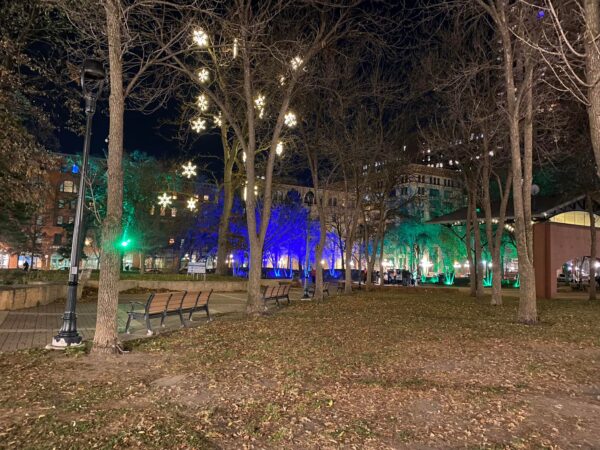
[1,289,599,449]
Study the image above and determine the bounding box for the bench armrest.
[129,301,146,312]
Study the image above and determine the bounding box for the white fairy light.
[233,38,238,58]
[158,193,172,208]
[182,161,197,178]
[284,111,297,127]
[279,75,286,86]
[191,117,206,133]
[276,141,283,156]
[193,28,209,47]
[291,56,303,70]
[196,93,209,111]
[242,151,247,162]
[254,94,266,119]
[197,68,209,83]
[187,197,198,211]
[213,113,223,127]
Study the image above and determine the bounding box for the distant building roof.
[427,194,595,225]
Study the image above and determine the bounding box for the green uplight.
[121,239,131,248]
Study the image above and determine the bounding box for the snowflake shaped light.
[191,117,206,133]
[158,193,172,208]
[213,113,223,127]
[291,56,303,70]
[187,197,198,211]
[254,94,266,119]
[276,141,283,156]
[284,111,297,127]
[197,68,209,83]
[193,28,209,47]
[182,161,197,178]
[197,94,209,111]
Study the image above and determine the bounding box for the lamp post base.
[46,333,84,350]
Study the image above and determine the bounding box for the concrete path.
[0,291,255,352]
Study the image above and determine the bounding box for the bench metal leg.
[206,307,211,322]
[160,313,166,327]
[146,316,153,336]
[125,314,132,334]
[179,311,186,328]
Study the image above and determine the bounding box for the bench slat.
[148,293,172,313]
[167,292,186,311]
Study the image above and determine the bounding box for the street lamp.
[301,191,314,299]
[48,59,104,349]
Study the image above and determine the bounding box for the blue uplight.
[71,164,79,174]
[537,10,545,19]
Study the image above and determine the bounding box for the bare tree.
[516,1,600,178]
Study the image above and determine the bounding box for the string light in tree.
[193,28,209,47]
[187,197,198,211]
[197,93,209,111]
[279,75,286,86]
[191,117,207,133]
[197,68,209,83]
[291,56,303,71]
[276,141,284,156]
[182,161,197,178]
[233,38,239,58]
[284,111,297,127]
[158,192,173,208]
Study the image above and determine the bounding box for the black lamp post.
[48,59,104,349]
[301,191,314,299]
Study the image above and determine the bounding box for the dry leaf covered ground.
[1,288,599,449]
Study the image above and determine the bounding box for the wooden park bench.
[336,281,360,294]
[180,289,213,323]
[125,291,186,335]
[263,284,291,306]
[309,282,330,298]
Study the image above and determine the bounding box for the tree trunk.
[215,168,234,276]
[472,207,484,299]
[246,236,264,315]
[465,191,476,297]
[314,212,327,300]
[93,0,124,354]
[497,5,537,323]
[585,0,600,178]
[587,193,597,300]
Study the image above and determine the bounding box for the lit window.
[58,199,65,209]
[36,215,43,225]
[160,207,166,216]
[57,216,63,225]
[171,208,177,217]
[150,206,155,215]
[203,194,209,201]
[68,216,74,224]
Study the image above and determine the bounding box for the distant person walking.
[23,260,29,272]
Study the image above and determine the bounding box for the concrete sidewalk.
[0,291,251,352]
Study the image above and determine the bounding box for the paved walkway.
[0,291,254,352]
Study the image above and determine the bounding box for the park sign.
[187,261,206,280]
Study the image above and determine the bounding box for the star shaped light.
[187,197,198,211]
[197,93,209,111]
[193,28,209,47]
[158,193,172,208]
[284,111,297,127]
[191,117,206,133]
[197,68,209,83]
[182,161,197,178]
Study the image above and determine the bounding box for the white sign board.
[187,261,206,275]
